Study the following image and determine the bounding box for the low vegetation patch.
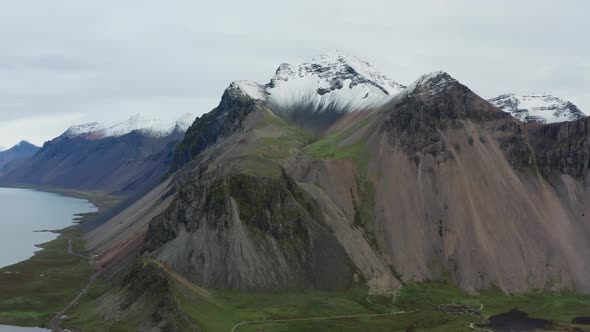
[0,226,95,327]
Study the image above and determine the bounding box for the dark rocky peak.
[171,82,264,171]
[385,71,510,153]
[403,71,460,96]
[11,140,39,151]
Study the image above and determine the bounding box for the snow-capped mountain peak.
[270,51,405,95]
[230,52,406,115]
[14,140,33,147]
[232,81,268,101]
[63,113,195,139]
[488,93,585,124]
[174,113,197,131]
[404,71,458,96]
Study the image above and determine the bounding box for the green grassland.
[246,110,312,161]
[176,282,590,332]
[63,257,590,332]
[0,226,95,327]
[303,113,375,168]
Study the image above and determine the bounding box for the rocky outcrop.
[171,83,260,171]
[526,117,590,180]
[384,71,510,155]
[96,257,199,332]
[144,168,353,291]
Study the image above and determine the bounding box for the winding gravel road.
[49,239,100,332]
[230,309,410,332]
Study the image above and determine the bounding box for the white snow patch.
[233,81,267,100]
[488,93,585,124]
[268,52,405,113]
[403,70,455,96]
[230,51,405,114]
[63,113,196,139]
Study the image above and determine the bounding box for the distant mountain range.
[0,114,194,195]
[0,140,40,173]
[488,93,585,124]
[63,113,194,139]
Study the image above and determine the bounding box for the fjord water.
[0,188,96,268]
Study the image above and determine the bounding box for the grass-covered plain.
[177,282,590,332]
[64,258,590,332]
[0,226,95,327]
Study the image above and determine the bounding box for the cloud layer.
[0,0,588,147]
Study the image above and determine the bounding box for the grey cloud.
[0,0,588,147]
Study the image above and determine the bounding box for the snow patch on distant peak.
[15,140,32,147]
[404,71,457,95]
[488,93,585,124]
[174,113,196,131]
[232,81,267,101]
[63,122,104,137]
[63,113,195,139]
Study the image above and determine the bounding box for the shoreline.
[0,186,121,328]
[0,185,116,269]
[0,183,123,212]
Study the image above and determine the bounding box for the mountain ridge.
[488,93,585,124]
[0,140,40,173]
[63,113,195,140]
[0,116,191,195]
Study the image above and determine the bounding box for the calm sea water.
[0,188,97,268]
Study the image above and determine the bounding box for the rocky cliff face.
[143,86,354,291]
[171,83,260,171]
[144,169,353,291]
[526,117,590,180]
[95,257,199,331]
[364,72,590,293]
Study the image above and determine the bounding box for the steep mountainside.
[84,56,590,331]
[0,140,39,173]
[489,93,585,124]
[0,114,193,195]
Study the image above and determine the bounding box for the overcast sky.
[0,0,588,148]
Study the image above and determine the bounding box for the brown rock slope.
[87,72,590,296]
[350,72,589,293]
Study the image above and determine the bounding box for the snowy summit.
[232,51,406,114]
[63,113,195,139]
[489,93,585,124]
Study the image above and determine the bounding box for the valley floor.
[65,260,590,332]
